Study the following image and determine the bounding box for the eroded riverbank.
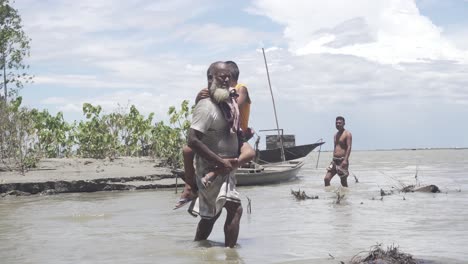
[0,157,182,196]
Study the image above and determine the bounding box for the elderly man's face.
[213,69,231,89]
[207,62,233,103]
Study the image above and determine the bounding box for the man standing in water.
[187,61,253,247]
[174,60,254,209]
[324,116,352,187]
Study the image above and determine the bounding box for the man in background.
[324,116,352,187]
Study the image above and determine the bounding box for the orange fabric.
[235,83,251,132]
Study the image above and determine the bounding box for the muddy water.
[1,149,467,263]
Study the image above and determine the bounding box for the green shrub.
[0,97,39,173]
[30,109,75,158]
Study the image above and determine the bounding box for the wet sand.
[0,157,182,196]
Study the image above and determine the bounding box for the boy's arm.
[236,86,249,108]
[195,88,209,104]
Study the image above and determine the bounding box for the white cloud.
[250,0,468,64]
[180,24,270,50]
[35,75,151,89]
[41,90,191,123]
[58,103,82,113]
[11,0,468,149]
[15,0,273,95]
[236,48,468,119]
[18,0,213,33]
[40,97,69,105]
[16,0,216,64]
[18,0,468,111]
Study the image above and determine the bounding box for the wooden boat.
[173,159,305,187]
[257,142,325,164]
[231,49,324,186]
[235,159,305,186]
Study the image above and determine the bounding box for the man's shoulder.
[196,98,216,107]
[342,130,352,138]
[194,98,218,113]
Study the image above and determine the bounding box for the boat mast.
[262,48,286,162]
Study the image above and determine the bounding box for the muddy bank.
[0,157,183,196]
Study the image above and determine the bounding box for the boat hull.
[257,142,324,164]
[235,159,304,186]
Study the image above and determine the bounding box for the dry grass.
[335,191,345,204]
[350,244,419,264]
[379,168,440,194]
[291,189,318,200]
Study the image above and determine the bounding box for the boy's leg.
[237,142,255,167]
[174,146,197,209]
[182,145,197,191]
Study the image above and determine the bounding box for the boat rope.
[315,138,323,169]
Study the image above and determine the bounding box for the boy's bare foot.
[201,171,218,188]
[174,185,197,210]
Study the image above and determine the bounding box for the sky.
[11,0,468,151]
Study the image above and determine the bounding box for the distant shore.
[2,147,466,197]
[0,157,182,197]
[317,147,468,152]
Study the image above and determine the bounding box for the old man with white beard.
[187,61,252,248]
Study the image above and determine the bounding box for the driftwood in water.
[335,191,345,204]
[380,188,393,196]
[401,184,440,193]
[350,244,418,264]
[379,169,441,194]
[376,184,440,199]
[246,196,252,214]
[352,172,359,183]
[291,189,318,200]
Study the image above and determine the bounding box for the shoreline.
[318,147,468,152]
[0,157,183,197]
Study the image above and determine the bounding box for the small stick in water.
[352,172,359,183]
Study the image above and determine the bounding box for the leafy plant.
[0,0,33,100]
[0,96,39,173]
[30,109,75,158]
[75,103,113,159]
[0,97,195,172]
[121,105,154,156]
[152,100,192,168]
[74,103,156,159]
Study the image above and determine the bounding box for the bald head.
[207,61,224,87]
[207,61,231,88]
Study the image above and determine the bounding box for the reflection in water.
[0,149,467,263]
[194,244,244,264]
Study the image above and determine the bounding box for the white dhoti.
[188,99,241,219]
[188,170,241,219]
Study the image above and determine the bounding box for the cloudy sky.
[13,0,468,150]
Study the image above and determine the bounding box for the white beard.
[209,80,230,103]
